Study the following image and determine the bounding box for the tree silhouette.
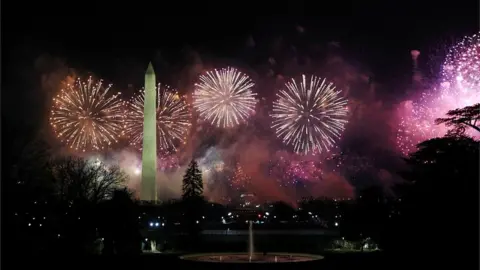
[403,136,478,201]
[435,103,480,136]
[182,160,203,200]
[181,160,204,248]
[10,136,55,200]
[99,188,141,255]
[46,156,128,254]
[7,137,56,255]
[393,136,479,261]
[49,156,128,204]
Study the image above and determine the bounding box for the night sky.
[3,0,478,201]
[4,0,477,125]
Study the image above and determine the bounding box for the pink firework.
[229,163,252,191]
[268,151,325,187]
[285,160,323,181]
[157,155,180,171]
[397,32,480,155]
[442,33,480,91]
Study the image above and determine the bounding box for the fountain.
[149,240,159,253]
[248,220,254,259]
[180,221,324,263]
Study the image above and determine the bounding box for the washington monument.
[141,62,157,201]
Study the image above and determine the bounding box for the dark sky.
[4,1,477,67]
[2,0,478,143]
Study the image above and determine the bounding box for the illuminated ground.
[180,252,324,263]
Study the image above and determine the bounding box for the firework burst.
[396,86,479,155]
[229,163,252,191]
[124,84,191,153]
[158,155,180,171]
[269,150,326,188]
[50,77,124,152]
[442,32,480,91]
[271,75,349,155]
[193,67,257,128]
[397,32,480,155]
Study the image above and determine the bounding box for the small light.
[335,222,339,227]
[196,220,199,224]
[161,223,165,226]
[155,222,159,227]
[149,222,154,227]
[28,223,31,226]
[58,234,61,237]
[39,224,42,227]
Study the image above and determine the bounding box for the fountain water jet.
[150,240,159,253]
[248,221,254,259]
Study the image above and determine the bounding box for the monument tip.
[146,62,154,74]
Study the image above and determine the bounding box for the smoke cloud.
[27,30,412,205]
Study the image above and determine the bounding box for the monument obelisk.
[141,62,157,202]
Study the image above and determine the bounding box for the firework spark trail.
[326,152,374,175]
[124,84,191,153]
[50,77,124,152]
[442,33,480,91]
[229,163,252,191]
[397,86,479,155]
[267,150,374,191]
[158,155,180,171]
[397,32,480,155]
[268,151,325,189]
[271,75,349,155]
[193,67,257,128]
